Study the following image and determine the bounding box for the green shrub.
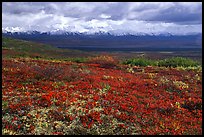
[158,57,199,67]
[64,57,88,63]
[72,57,88,63]
[123,57,200,68]
[123,58,157,67]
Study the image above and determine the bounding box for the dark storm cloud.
[145,3,202,24]
[127,2,202,24]
[2,2,47,15]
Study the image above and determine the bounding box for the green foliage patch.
[157,57,200,67]
[63,57,88,63]
[123,57,200,68]
[123,58,158,67]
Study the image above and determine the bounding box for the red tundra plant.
[2,58,202,135]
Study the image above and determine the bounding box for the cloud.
[127,2,202,24]
[2,2,202,35]
[100,14,111,19]
[2,2,49,15]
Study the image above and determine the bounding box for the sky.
[2,2,202,35]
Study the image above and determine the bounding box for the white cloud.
[100,14,111,19]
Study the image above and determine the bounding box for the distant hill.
[2,32,202,52]
[2,36,94,59]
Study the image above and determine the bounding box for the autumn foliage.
[2,57,202,135]
[87,55,118,69]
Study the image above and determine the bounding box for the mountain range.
[2,31,202,52]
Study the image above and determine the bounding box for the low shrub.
[123,58,157,67]
[158,57,200,67]
[87,55,118,69]
[64,57,88,63]
[123,57,200,68]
